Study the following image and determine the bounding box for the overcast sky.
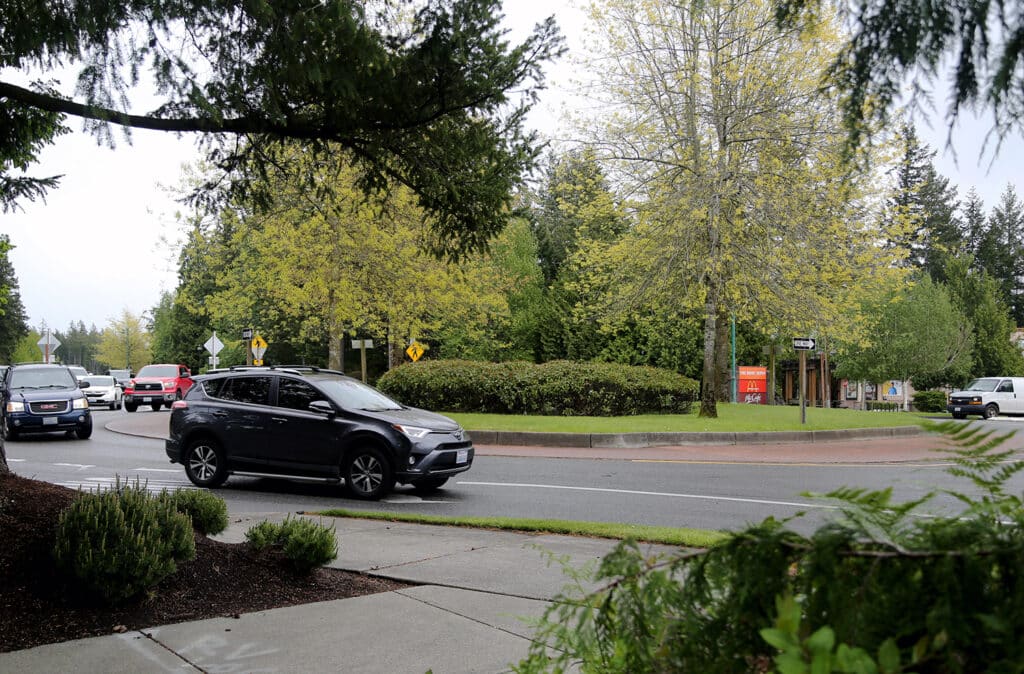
[2,1,1022,334]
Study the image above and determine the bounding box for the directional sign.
[204,332,224,356]
[406,341,425,362]
[792,337,816,351]
[242,328,254,340]
[251,334,267,350]
[253,345,267,360]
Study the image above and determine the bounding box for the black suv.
[165,366,474,499]
[2,363,93,440]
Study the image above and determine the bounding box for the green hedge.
[912,389,948,413]
[377,360,699,416]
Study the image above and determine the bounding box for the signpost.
[792,337,816,424]
[204,331,224,369]
[37,330,60,364]
[352,339,373,382]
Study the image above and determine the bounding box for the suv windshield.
[317,378,403,411]
[137,365,178,378]
[964,378,1001,392]
[82,376,115,387]
[10,368,77,389]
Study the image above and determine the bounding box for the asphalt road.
[7,409,1024,534]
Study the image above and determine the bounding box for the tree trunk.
[1,436,9,474]
[715,311,730,402]
[699,282,720,418]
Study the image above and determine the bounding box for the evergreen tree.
[1,0,563,255]
[984,185,1024,325]
[884,124,960,280]
[530,150,629,363]
[960,188,987,260]
[0,235,29,363]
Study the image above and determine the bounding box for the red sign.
[738,366,767,404]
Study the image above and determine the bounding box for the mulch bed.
[0,471,409,653]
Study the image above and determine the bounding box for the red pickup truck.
[124,364,193,412]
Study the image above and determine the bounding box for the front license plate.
[142,397,152,402]
[456,449,469,464]
[43,417,57,425]
[954,407,961,412]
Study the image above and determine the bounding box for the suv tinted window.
[277,378,323,411]
[215,376,272,405]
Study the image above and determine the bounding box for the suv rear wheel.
[343,446,395,500]
[184,438,228,488]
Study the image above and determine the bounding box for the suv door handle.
[271,417,288,423]
[211,411,229,417]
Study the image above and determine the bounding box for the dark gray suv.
[165,366,474,499]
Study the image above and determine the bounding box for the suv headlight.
[6,401,24,413]
[393,424,431,439]
[163,381,176,390]
[73,398,89,409]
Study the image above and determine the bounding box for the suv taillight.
[171,400,188,410]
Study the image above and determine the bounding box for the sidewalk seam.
[134,629,207,673]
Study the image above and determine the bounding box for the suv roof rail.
[202,365,347,377]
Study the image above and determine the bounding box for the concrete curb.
[469,425,923,448]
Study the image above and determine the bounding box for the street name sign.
[792,337,816,351]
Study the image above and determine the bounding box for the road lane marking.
[132,468,180,472]
[54,463,95,470]
[457,481,838,510]
[630,459,959,468]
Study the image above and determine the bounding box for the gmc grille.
[29,400,70,414]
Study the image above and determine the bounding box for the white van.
[947,377,1024,419]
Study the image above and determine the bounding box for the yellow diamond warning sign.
[406,341,425,362]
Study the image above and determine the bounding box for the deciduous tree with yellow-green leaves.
[569,0,906,417]
[95,310,152,375]
[177,149,517,370]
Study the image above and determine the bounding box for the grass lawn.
[318,509,729,547]
[448,403,930,433]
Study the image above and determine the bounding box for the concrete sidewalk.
[1,514,680,673]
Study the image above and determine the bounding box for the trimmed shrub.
[159,488,228,536]
[913,389,948,413]
[53,479,195,604]
[377,359,699,416]
[866,401,900,412]
[245,516,338,572]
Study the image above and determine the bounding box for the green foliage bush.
[245,516,338,572]
[516,422,1024,672]
[159,488,228,536]
[865,400,899,412]
[53,479,195,604]
[913,389,948,413]
[377,359,698,415]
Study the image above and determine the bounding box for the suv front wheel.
[343,446,395,500]
[184,438,228,488]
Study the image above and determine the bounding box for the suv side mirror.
[79,380,89,388]
[308,400,336,417]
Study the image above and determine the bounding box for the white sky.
[1,1,1021,333]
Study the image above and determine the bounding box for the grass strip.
[450,406,929,433]
[317,508,730,547]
